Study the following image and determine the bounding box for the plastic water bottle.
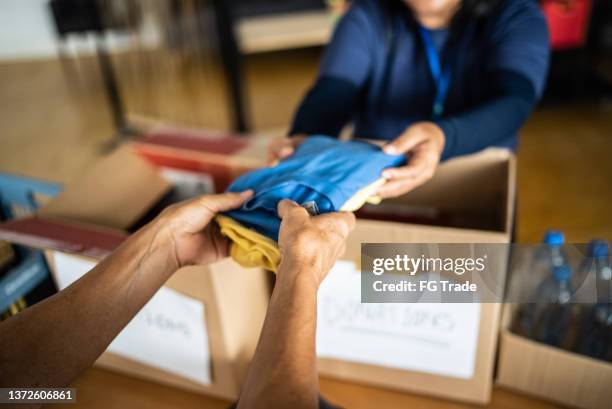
[529,264,575,347]
[527,230,568,298]
[534,230,568,272]
[513,230,569,336]
[574,240,612,361]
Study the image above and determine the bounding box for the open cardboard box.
[128,137,516,404]
[130,126,269,192]
[316,148,516,405]
[497,304,612,409]
[0,147,270,400]
[1,136,515,404]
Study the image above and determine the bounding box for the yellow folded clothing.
[216,178,385,273]
[216,214,281,271]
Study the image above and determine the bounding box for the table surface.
[49,367,563,409]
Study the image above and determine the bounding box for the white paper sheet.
[316,260,481,379]
[52,252,212,385]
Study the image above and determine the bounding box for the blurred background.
[0,0,610,243]
[0,1,611,408]
[0,0,610,245]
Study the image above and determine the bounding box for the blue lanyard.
[418,25,451,119]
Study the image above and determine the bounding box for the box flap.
[0,216,126,259]
[141,128,249,154]
[131,127,269,192]
[39,147,170,230]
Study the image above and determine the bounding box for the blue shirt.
[224,136,405,240]
[290,0,550,159]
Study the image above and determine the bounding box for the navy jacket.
[290,0,550,159]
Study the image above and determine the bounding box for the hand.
[276,200,356,286]
[155,191,253,268]
[267,135,305,164]
[378,122,445,199]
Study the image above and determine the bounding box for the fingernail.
[241,189,253,197]
[384,146,396,154]
[382,170,392,179]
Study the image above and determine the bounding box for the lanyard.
[418,25,451,119]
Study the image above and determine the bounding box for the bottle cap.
[543,230,564,245]
[552,265,571,282]
[588,239,609,258]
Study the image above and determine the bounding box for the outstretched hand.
[157,190,253,268]
[276,200,355,286]
[267,135,305,164]
[378,121,445,199]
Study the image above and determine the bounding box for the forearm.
[0,219,178,387]
[437,70,537,160]
[238,262,320,409]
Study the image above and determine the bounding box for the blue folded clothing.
[224,135,406,240]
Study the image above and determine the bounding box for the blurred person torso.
[290,0,549,158]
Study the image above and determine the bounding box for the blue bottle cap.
[543,230,564,245]
[588,240,609,258]
[552,265,571,282]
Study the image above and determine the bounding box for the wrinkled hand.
[156,191,252,268]
[378,122,445,199]
[267,135,305,164]
[276,200,355,286]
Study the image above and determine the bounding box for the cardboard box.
[131,126,269,192]
[1,140,514,403]
[316,148,516,405]
[0,147,270,400]
[497,304,612,409]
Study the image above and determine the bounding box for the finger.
[208,223,232,260]
[197,190,253,214]
[172,190,253,235]
[278,145,294,160]
[334,242,347,261]
[383,162,428,180]
[277,199,309,220]
[377,174,430,199]
[383,129,428,156]
[268,136,303,163]
[382,148,437,180]
[319,211,356,237]
[333,211,356,235]
[268,137,291,163]
[377,179,415,199]
[280,136,305,159]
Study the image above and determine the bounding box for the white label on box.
[160,167,215,199]
[316,260,481,379]
[52,252,212,385]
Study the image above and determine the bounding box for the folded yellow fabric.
[216,177,386,273]
[216,214,281,271]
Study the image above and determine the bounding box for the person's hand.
[267,135,305,164]
[378,121,445,199]
[155,191,253,268]
[276,200,356,286]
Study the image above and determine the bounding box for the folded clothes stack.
[215,135,405,272]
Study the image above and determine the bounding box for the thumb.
[277,199,308,220]
[383,128,427,155]
[176,190,253,234]
[198,190,253,214]
[278,145,295,159]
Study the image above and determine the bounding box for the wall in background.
[0,0,160,62]
[0,0,58,60]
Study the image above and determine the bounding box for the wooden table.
[50,367,562,409]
